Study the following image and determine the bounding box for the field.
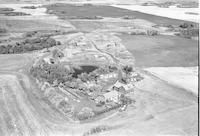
[46,4,197,26]
[112,4,199,23]
[0,2,198,136]
[119,34,198,67]
[145,67,198,94]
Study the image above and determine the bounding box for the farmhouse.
[41,82,50,91]
[112,86,126,93]
[103,90,121,103]
[95,95,105,104]
[114,81,134,91]
[100,73,117,80]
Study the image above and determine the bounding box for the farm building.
[95,95,105,104]
[103,90,121,103]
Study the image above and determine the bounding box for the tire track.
[0,74,51,136]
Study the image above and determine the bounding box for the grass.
[45,4,197,26]
[0,19,63,32]
[119,34,198,67]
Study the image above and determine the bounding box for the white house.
[103,90,121,103]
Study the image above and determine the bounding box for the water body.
[73,65,98,77]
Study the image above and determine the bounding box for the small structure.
[95,95,105,104]
[77,41,87,47]
[112,86,119,91]
[52,49,64,59]
[41,82,50,91]
[103,90,121,103]
[112,86,126,94]
[100,73,117,79]
[118,86,126,94]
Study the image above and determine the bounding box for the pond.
[73,65,98,77]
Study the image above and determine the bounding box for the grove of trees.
[0,37,59,54]
[30,61,74,84]
[176,23,199,38]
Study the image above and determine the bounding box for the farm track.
[0,72,48,136]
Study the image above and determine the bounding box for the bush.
[83,126,110,136]
[77,107,94,120]
[52,49,64,58]
[0,8,14,12]
[69,16,103,20]
[179,23,194,29]
[58,100,72,114]
[147,30,159,36]
[5,12,30,16]
[179,28,199,38]
[21,6,37,9]
[25,31,37,37]
[0,28,7,34]
[122,65,133,74]
[122,15,136,20]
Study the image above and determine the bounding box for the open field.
[145,67,198,95]
[112,5,199,23]
[45,4,197,26]
[119,34,198,67]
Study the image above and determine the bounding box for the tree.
[46,37,57,47]
[0,45,6,54]
[95,95,105,106]
[118,86,126,93]
[89,86,102,93]
[108,65,118,72]
[88,72,98,81]
[25,31,37,37]
[58,100,72,114]
[122,65,133,74]
[52,49,64,59]
[179,23,194,29]
[78,72,89,82]
[77,107,94,120]
[0,28,7,34]
[30,61,73,84]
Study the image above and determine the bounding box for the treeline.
[4,12,30,16]
[0,8,30,16]
[0,37,60,54]
[68,15,103,20]
[21,6,37,9]
[31,60,118,85]
[83,126,110,136]
[127,29,159,36]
